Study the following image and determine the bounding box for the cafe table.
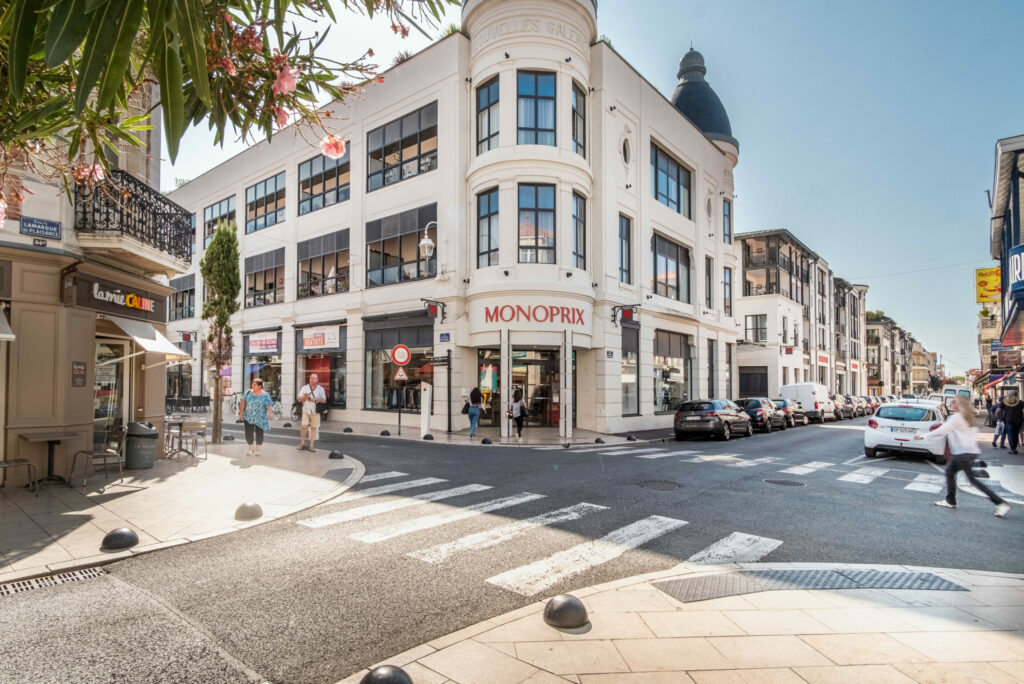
[19,431,82,488]
[164,416,193,458]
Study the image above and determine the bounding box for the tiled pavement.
[339,563,1024,684]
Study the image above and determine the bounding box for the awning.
[101,314,190,367]
[983,375,1006,390]
[0,314,14,342]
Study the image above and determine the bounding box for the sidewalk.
[340,562,1024,684]
[0,441,362,584]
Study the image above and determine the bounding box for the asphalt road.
[2,416,1021,683]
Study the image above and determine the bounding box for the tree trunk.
[212,366,223,443]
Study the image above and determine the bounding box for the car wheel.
[764,420,772,434]
[803,416,809,426]
[720,423,730,441]
[933,451,947,465]
[674,430,685,441]
[787,416,795,428]
[864,446,877,458]
[779,417,788,430]
[745,422,754,437]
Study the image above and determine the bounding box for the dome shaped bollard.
[543,594,589,629]
[343,427,353,433]
[101,527,139,551]
[423,433,434,440]
[235,502,263,521]
[626,434,638,441]
[481,438,492,445]
[283,422,292,428]
[380,430,390,437]
[594,438,605,444]
[328,450,345,460]
[223,434,235,441]
[360,665,413,684]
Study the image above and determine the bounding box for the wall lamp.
[462,278,470,284]
[465,77,471,83]
[503,270,510,276]
[645,293,653,300]
[625,184,632,189]
[504,52,510,58]
[609,105,616,111]
[565,57,571,62]
[588,86,594,93]
[565,271,573,277]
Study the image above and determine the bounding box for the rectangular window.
[244,247,286,307]
[477,76,500,154]
[723,199,732,244]
[244,172,286,234]
[518,184,556,264]
[619,215,632,284]
[169,289,195,321]
[477,188,499,267]
[782,316,789,342]
[725,343,733,398]
[745,314,767,343]
[297,229,350,298]
[723,267,732,316]
[572,192,586,269]
[571,82,586,157]
[203,196,235,247]
[783,367,789,385]
[705,256,713,308]
[366,203,437,288]
[651,234,690,301]
[517,71,556,146]
[654,329,691,412]
[707,339,716,398]
[298,151,350,216]
[621,326,639,416]
[364,346,433,410]
[650,143,691,217]
[366,101,438,192]
[190,213,197,254]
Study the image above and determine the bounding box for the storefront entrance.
[477,348,575,429]
[94,339,130,451]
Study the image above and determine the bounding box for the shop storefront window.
[654,329,691,413]
[364,348,433,410]
[297,354,346,408]
[622,326,639,416]
[244,332,282,400]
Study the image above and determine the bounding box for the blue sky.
[162,0,1024,376]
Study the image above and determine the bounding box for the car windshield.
[743,400,762,408]
[877,406,929,421]
[772,399,787,407]
[680,402,714,411]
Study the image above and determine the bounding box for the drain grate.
[763,479,807,487]
[655,573,767,602]
[0,567,107,597]
[637,480,680,491]
[836,570,967,591]
[747,569,861,590]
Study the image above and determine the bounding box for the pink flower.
[88,164,104,182]
[219,57,237,76]
[273,107,289,128]
[319,135,347,160]
[0,199,6,223]
[272,66,298,97]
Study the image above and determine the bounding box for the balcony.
[75,170,192,277]
[836,321,847,335]
[979,317,998,330]
[744,253,768,268]
[802,338,809,353]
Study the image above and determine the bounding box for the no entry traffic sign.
[392,344,411,366]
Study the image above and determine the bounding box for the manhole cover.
[637,480,680,490]
[763,479,807,487]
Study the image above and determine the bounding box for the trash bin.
[125,421,158,469]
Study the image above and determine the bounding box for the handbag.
[461,401,469,415]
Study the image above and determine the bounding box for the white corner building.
[167,0,743,437]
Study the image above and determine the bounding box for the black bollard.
[235,502,263,521]
[626,434,638,441]
[595,438,605,444]
[328,450,344,459]
[283,422,292,428]
[101,527,139,551]
[543,594,589,628]
[344,427,353,433]
[360,665,413,684]
[423,434,434,440]
[380,430,390,437]
[481,438,492,444]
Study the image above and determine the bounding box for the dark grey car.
[674,399,753,441]
[773,398,809,427]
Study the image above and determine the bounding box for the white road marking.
[334,477,447,503]
[838,467,890,484]
[905,473,944,493]
[408,502,608,564]
[596,447,665,456]
[298,484,491,528]
[779,461,832,475]
[532,446,567,451]
[485,515,688,596]
[350,492,546,543]
[684,453,742,463]
[360,471,408,482]
[674,450,702,456]
[843,454,895,466]
[725,457,781,468]
[686,532,784,565]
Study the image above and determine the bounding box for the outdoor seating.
[69,425,127,487]
[179,419,208,460]
[0,458,38,496]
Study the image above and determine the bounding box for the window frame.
[723,199,732,244]
[650,142,691,218]
[477,188,499,268]
[618,215,632,284]
[517,183,556,264]
[572,192,586,270]
[298,152,351,216]
[476,76,500,154]
[297,249,350,299]
[651,234,690,302]
[516,71,556,146]
[244,265,285,308]
[745,314,767,343]
[707,338,716,398]
[244,172,286,234]
[723,267,733,316]
[203,196,235,247]
[366,101,439,192]
[168,289,195,321]
[705,256,713,308]
[571,81,586,157]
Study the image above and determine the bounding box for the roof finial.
[690,41,693,50]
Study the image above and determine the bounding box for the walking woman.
[509,388,528,443]
[914,395,1010,517]
[239,378,274,456]
[467,387,484,439]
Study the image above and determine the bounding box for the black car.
[833,394,855,420]
[738,397,787,432]
[772,398,808,427]
[674,399,753,441]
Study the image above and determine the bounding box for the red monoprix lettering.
[533,305,549,322]
[485,306,499,323]
[500,305,515,322]
[515,305,532,322]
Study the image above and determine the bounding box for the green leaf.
[176,0,211,108]
[10,0,44,101]
[155,16,185,161]
[95,0,143,111]
[45,0,90,67]
[11,95,70,133]
[74,3,118,113]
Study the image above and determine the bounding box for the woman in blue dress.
[239,378,274,456]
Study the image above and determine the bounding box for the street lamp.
[419,221,437,259]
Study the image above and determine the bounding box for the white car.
[864,401,948,462]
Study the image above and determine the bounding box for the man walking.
[1001,391,1023,455]
[297,373,327,453]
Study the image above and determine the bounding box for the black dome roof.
[669,48,738,149]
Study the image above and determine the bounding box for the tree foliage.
[200,219,240,442]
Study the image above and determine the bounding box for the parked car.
[773,398,808,427]
[832,394,855,420]
[864,400,948,462]
[849,396,868,416]
[779,382,836,423]
[863,396,880,412]
[738,397,787,433]
[674,399,753,441]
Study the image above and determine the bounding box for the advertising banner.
[301,326,340,350]
[997,349,1021,368]
[976,267,1001,303]
[247,331,279,353]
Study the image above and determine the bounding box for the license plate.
[890,427,915,434]
[684,416,702,421]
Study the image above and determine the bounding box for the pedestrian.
[296,372,327,453]
[992,400,1007,449]
[985,395,994,427]
[467,387,484,439]
[1001,391,1024,454]
[985,395,993,414]
[914,395,1010,517]
[509,388,528,443]
[239,378,273,457]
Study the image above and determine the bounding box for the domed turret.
[670,48,738,150]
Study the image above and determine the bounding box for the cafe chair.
[70,425,127,487]
[180,419,208,460]
[0,458,38,496]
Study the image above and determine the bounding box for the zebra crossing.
[297,473,784,596]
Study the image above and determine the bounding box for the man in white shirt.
[297,373,327,452]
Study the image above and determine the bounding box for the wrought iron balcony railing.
[75,169,193,263]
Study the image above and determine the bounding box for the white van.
[942,385,972,400]
[779,382,836,423]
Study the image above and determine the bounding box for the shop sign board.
[392,344,411,366]
[817,354,829,364]
[68,273,166,323]
[997,349,1021,367]
[851,361,859,370]
[301,325,340,350]
[71,361,86,387]
[248,331,279,353]
[976,266,1001,303]
[20,216,61,240]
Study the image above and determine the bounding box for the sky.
[161,0,1024,377]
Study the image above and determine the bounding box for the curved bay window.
[518,184,555,264]
[654,329,691,413]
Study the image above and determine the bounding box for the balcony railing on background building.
[836,321,847,335]
[245,288,284,308]
[298,269,351,299]
[744,253,768,268]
